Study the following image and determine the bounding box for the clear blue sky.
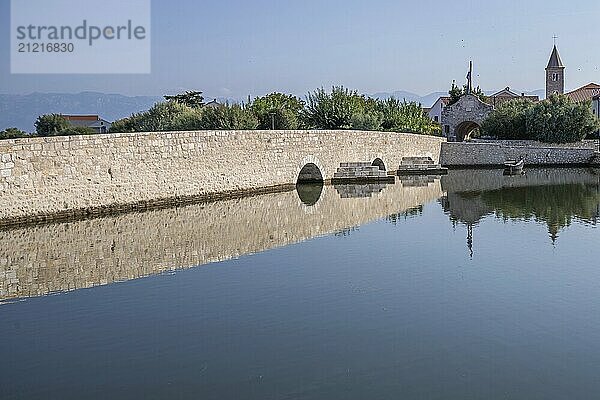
[1,0,599,98]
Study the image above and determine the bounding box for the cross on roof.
[553,35,558,45]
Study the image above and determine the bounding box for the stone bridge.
[0,130,445,224]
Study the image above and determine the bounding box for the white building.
[428,96,450,124]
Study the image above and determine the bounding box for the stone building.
[440,94,493,142]
[546,45,565,97]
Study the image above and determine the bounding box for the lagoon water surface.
[2,169,600,399]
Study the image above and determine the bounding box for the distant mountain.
[1,88,547,132]
[0,92,162,132]
[371,91,447,107]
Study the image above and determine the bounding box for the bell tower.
[545,43,565,97]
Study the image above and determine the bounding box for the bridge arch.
[297,159,324,183]
[372,158,386,171]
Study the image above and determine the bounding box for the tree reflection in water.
[442,168,600,245]
[480,184,600,242]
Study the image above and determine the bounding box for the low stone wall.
[440,141,596,167]
[471,139,597,149]
[0,130,444,224]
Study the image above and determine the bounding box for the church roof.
[546,45,564,69]
[490,87,519,97]
[566,83,600,102]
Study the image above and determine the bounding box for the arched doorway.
[455,121,481,142]
[297,163,324,183]
[372,158,386,171]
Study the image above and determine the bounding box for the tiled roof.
[566,83,600,102]
[63,115,100,121]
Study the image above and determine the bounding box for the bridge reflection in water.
[3,168,598,302]
[0,179,443,301]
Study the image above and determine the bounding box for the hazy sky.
[1,0,599,98]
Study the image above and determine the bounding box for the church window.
[552,73,559,81]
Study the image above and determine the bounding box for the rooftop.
[566,83,600,102]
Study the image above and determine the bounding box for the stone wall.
[0,130,445,224]
[440,141,596,167]
[0,181,443,300]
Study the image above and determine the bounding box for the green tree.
[0,127,29,139]
[378,97,441,135]
[60,126,96,136]
[349,111,383,130]
[526,94,599,143]
[111,101,194,133]
[35,114,70,136]
[164,90,205,108]
[448,82,488,105]
[250,92,305,129]
[481,98,535,139]
[198,104,258,130]
[302,86,365,129]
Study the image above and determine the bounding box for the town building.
[488,87,539,107]
[63,115,112,134]
[204,99,221,108]
[565,83,600,103]
[427,96,450,123]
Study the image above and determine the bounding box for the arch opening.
[455,121,481,142]
[296,182,324,206]
[297,163,324,183]
[372,158,386,171]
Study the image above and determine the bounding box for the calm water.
[2,168,600,399]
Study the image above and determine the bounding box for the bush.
[60,126,96,136]
[302,86,365,129]
[0,127,29,139]
[378,98,441,135]
[35,114,70,136]
[250,93,305,130]
[481,95,600,143]
[198,104,258,130]
[349,111,383,130]
[526,95,599,143]
[110,101,193,133]
[482,98,534,139]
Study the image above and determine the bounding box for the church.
[546,44,600,105]
[437,44,600,141]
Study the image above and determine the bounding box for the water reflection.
[296,183,324,206]
[334,183,389,198]
[0,180,442,301]
[441,168,600,246]
[3,168,599,302]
